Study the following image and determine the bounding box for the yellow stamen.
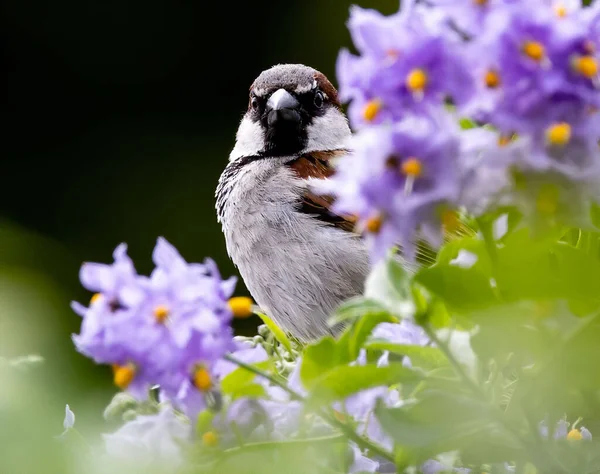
[555,3,567,17]
[401,157,423,177]
[522,41,546,62]
[202,431,219,447]
[573,55,598,78]
[442,209,460,233]
[113,363,136,390]
[193,366,212,392]
[536,185,560,216]
[153,305,170,324]
[406,68,428,92]
[363,99,382,122]
[567,429,583,441]
[473,0,488,5]
[365,214,383,234]
[546,122,571,146]
[228,296,254,319]
[498,134,513,147]
[90,293,102,305]
[484,69,501,88]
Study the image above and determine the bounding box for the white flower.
[103,405,191,467]
[56,404,76,439]
[64,404,76,430]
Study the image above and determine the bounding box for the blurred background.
[0,0,396,469]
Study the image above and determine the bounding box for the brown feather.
[287,150,357,233]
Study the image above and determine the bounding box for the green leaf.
[300,337,341,389]
[519,311,600,416]
[328,297,389,326]
[414,236,498,312]
[307,364,421,407]
[459,116,478,129]
[256,312,292,352]
[364,253,414,318]
[337,311,398,363]
[375,391,519,457]
[221,360,271,399]
[365,342,448,370]
[213,434,347,474]
[415,263,496,311]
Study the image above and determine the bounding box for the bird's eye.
[314,91,324,108]
[251,96,260,110]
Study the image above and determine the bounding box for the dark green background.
[0,0,396,442]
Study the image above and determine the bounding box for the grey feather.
[216,156,369,341]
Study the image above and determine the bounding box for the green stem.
[423,325,483,397]
[224,353,300,401]
[424,324,529,449]
[222,433,346,455]
[476,217,502,301]
[224,353,395,462]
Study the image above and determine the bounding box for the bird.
[216,64,370,342]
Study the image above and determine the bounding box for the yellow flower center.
[546,122,571,146]
[406,68,428,92]
[573,55,598,78]
[153,305,170,324]
[498,134,514,147]
[228,296,254,319]
[473,0,488,5]
[90,293,102,305]
[401,157,423,177]
[536,185,560,216]
[363,99,382,122]
[365,214,384,234]
[112,363,136,390]
[193,366,212,391]
[567,429,583,441]
[555,3,567,17]
[442,209,460,233]
[202,431,219,447]
[484,69,501,88]
[522,41,546,62]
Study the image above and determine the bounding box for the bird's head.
[230,64,351,161]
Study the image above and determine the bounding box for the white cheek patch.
[304,108,352,153]
[230,116,265,161]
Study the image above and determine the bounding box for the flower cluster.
[327,0,600,260]
[72,238,237,416]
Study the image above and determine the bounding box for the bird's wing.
[287,150,358,233]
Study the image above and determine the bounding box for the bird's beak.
[266,89,301,128]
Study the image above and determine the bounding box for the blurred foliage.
[1,1,399,471]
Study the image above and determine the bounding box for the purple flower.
[423,0,522,38]
[422,459,471,474]
[479,134,600,227]
[337,5,473,129]
[72,238,237,413]
[349,444,379,473]
[322,116,461,260]
[468,3,600,142]
[539,418,593,440]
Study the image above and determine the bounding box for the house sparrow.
[216,64,369,341]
